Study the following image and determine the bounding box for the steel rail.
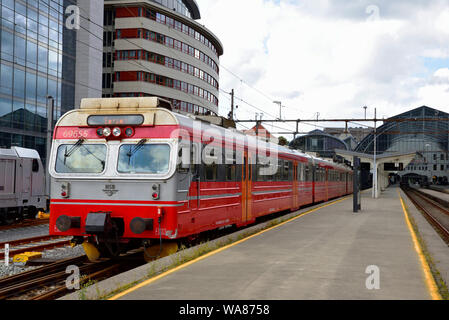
[0,251,145,300]
[0,235,67,248]
[0,219,49,232]
[0,239,71,260]
[403,187,449,244]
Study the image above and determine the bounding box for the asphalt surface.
[116,187,433,300]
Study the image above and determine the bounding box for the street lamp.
[273,101,284,120]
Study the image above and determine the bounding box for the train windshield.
[55,144,106,173]
[118,143,170,174]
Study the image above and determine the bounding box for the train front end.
[48,98,182,261]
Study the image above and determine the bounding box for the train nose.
[56,215,81,232]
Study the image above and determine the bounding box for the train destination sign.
[87,115,144,126]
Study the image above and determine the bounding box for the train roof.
[58,97,350,171]
[55,97,177,127]
[0,147,41,159]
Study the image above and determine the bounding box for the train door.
[293,162,298,209]
[0,158,15,197]
[190,143,200,213]
[14,159,23,206]
[241,151,252,224]
[22,159,32,198]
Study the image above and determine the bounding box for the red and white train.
[49,98,353,261]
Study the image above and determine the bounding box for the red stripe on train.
[54,125,179,140]
[50,199,180,205]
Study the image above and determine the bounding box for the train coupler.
[85,212,113,235]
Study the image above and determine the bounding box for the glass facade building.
[0,0,77,163]
[355,106,449,182]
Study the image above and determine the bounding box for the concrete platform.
[419,188,449,203]
[429,185,449,195]
[112,187,440,300]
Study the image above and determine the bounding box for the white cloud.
[434,68,449,81]
[197,0,449,136]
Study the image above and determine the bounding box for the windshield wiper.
[64,139,84,164]
[127,139,147,158]
[127,139,147,165]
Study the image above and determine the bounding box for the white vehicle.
[0,147,46,224]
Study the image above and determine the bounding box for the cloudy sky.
[197,0,449,137]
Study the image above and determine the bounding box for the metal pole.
[230,89,234,120]
[353,157,361,213]
[295,120,299,139]
[273,101,282,120]
[46,96,54,205]
[4,244,9,266]
[373,108,377,198]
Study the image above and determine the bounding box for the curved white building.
[103,0,223,116]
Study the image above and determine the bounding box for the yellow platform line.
[109,196,349,300]
[398,190,442,300]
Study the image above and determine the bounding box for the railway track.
[0,251,145,300]
[0,219,49,232]
[0,235,71,260]
[403,187,449,244]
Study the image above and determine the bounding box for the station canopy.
[354,106,448,155]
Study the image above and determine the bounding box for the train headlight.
[96,128,104,137]
[112,127,122,137]
[103,127,111,137]
[124,127,135,138]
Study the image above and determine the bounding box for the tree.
[278,136,288,146]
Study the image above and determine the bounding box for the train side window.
[204,163,217,181]
[283,161,289,181]
[276,160,283,181]
[265,158,275,181]
[226,164,236,181]
[225,150,236,182]
[251,161,257,182]
[202,143,218,181]
[32,159,39,172]
[300,163,304,182]
[288,161,293,181]
[190,144,198,175]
